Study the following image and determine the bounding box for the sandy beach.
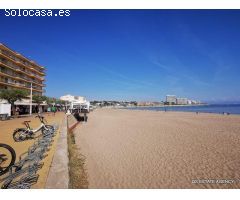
[74,108,240,189]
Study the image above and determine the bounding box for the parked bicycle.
[0,143,16,176]
[13,114,55,142]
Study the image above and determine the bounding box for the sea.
[126,104,240,115]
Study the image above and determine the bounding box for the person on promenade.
[15,106,20,117]
[73,110,81,121]
[47,107,51,116]
[66,109,71,115]
[51,106,57,116]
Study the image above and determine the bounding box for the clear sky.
[1,10,240,103]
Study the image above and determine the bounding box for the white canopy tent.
[60,94,90,112]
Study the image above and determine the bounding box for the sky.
[0,10,240,103]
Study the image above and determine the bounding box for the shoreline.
[115,104,207,108]
[111,107,240,116]
[122,108,240,116]
[117,104,240,116]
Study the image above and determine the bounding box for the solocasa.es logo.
[4,9,71,17]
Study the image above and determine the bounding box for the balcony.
[0,80,44,93]
[15,68,21,72]
[15,76,22,80]
[0,50,17,61]
[0,79,26,87]
[0,68,14,76]
[0,60,44,81]
[0,59,16,69]
[15,82,27,87]
[0,50,45,76]
[0,59,27,74]
[0,71,45,90]
[32,74,45,81]
[2,75,44,88]
[29,73,35,77]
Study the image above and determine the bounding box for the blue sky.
[1,10,240,102]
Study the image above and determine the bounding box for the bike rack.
[6,174,39,189]
[1,124,59,189]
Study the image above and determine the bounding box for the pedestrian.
[51,106,56,116]
[47,107,51,116]
[15,106,20,117]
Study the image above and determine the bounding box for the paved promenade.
[0,112,65,188]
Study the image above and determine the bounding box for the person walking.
[51,106,57,116]
[47,107,51,116]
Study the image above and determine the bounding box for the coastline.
[73,108,240,188]
[119,103,207,108]
[120,104,240,115]
[120,108,240,117]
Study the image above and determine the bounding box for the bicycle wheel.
[0,143,16,176]
[41,125,55,135]
[13,128,28,142]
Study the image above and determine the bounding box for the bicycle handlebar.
[35,114,45,123]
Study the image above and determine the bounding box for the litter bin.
[0,114,8,121]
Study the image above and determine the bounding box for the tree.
[55,99,68,110]
[46,97,55,106]
[59,99,67,106]
[32,95,47,113]
[0,89,28,116]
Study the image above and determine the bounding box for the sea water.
[126,104,240,115]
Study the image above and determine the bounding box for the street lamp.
[30,82,32,115]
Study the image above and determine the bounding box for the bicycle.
[13,114,55,142]
[0,143,16,176]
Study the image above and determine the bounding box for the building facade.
[0,43,45,96]
[60,94,87,103]
[166,95,177,105]
[60,94,90,112]
[176,97,188,105]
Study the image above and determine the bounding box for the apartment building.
[166,95,177,105]
[176,97,188,105]
[0,43,45,96]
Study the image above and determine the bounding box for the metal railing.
[0,49,44,73]
[0,61,45,87]
[0,51,45,77]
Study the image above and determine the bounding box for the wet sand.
[74,108,240,189]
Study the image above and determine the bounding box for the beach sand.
[74,108,240,189]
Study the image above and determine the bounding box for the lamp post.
[30,82,32,115]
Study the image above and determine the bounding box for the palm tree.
[32,95,47,113]
[0,89,28,116]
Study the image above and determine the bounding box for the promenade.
[0,112,65,188]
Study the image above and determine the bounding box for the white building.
[187,100,192,105]
[60,94,90,112]
[166,95,177,105]
[176,98,188,105]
